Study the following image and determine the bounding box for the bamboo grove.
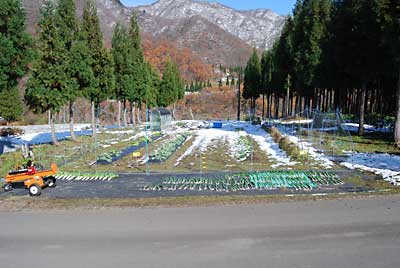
[242,0,400,145]
[0,0,184,145]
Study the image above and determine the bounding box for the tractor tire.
[29,184,41,196]
[45,177,56,188]
[4,183,12,192]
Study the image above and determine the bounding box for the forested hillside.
[242,0,400,146]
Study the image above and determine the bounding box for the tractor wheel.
[4,183,12,192]
[29,184,41,196]
[45,177,56,188]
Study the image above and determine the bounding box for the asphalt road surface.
[1,196,400,268]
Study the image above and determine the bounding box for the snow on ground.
[0,124,91,147]
[174,127,240,166]
[280,119,313,125]
[341,162,400,186]
[2,124,92,146]
[6,124,90,136]
[238,122,295,168]
[343,123,376,132]
[341,153,400,186]
[286,135,335,169]
[307,123,391,133]
[105,129,136,135]
[121,131,146,143]
[350,153,400,172]
[174,121,295,168]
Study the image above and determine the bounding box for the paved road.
[1,196,400,268]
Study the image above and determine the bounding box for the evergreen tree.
[144,62,160,108]
[243,48,262,114]
[376,0,400,146]
[0,87,23,121]
[332,0,383,135]
[127,12,147,122]
[69,27,94,124]
[55,0,79,141]
[158,59,183,107]
[112,22,132,126]
[158,59,175,107]
[172,60,184,100]
[190,81,194,92]
[293,0,331,109]
[81,0,115,137]
[0,0,33,122]
[25,0,67,145]
[260,50,273,118]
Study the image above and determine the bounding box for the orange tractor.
[3,163,58,196]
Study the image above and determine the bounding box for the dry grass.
[266,127,306,162]
[1,191,399,211]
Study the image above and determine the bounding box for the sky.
[120,0,297,15]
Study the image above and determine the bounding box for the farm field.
[2,121,343,174]
[1,120,400,197]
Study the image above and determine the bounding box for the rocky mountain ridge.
[134,0,286,50]
[22,0,286,65]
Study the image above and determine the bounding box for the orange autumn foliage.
[142,36,213,82]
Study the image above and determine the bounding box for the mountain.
[22,0,131,45]
[21,0,286,66]
[134,0,286,51]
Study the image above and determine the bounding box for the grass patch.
[345,175,400,191]
[303,131,400,155]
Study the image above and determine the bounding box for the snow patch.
[341,162,400,186]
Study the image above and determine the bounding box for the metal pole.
[94,135,97,172]
[145,105,149,176]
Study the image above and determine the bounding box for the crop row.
[233,135,252,161]
[55,172,118,181]
[149,133,189,162]
[96,150,122,163]
[143,171,343,192]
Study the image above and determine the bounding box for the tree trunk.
[395,66,400,147]
[50,110,59,146]
[359,80,367,136]
[123,100,127,126]
[137,106,142,123]
[324,89,328,112]
[262,93,265,120]
[286,87,290,117]
[91,101,96,138]
[295,93,300,114]
[117,100,121,127]
[69,101,77,142]
[131,103,136,126]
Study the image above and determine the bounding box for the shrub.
[0,127,24,137]
[279,137,301,160]
[265,127,304,161]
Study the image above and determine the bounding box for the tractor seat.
[8,169,28,175]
